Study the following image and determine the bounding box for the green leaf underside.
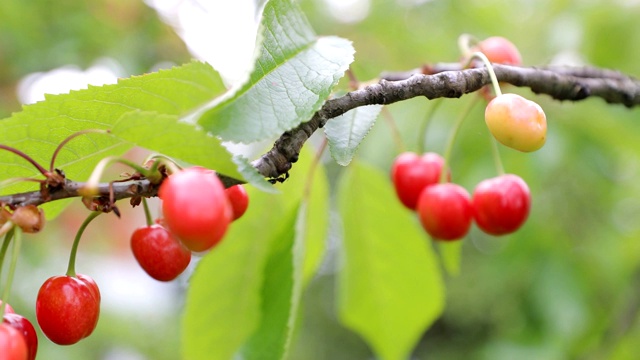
[0,61,226,217]
[324,105,383,166]
[183,146,328,360]
[337,162,445,360]
[198,0,355,143]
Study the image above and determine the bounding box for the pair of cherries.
[392,152,530,240]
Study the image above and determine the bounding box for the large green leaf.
[324,105,383,166]
[198,0,354,143]
[0,61,227,217]
[337,161,445,360]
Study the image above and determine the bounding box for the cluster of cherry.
[390,36,546,241]
[1,165,248,359]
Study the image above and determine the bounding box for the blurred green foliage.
[1,0,640,359]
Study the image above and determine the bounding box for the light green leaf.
[324,105,383,166]
[0,61,226,218]
[111,111,242,180]
[439,241,463,276]
[231,155,279,193]
[337,161,445,360]
[198,0,355,143]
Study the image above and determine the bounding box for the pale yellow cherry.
[485,93,547,152]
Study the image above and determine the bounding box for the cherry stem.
[49,129,110,173]
[440,96,480,183]
[83,156,155,196]
[382,107,407,154]
[303,138,327,200]
[417,98,443,154]
[0,144,50,177]
[457,33,478,60]
[490,135,506,175]
[0,227,14,287]
[66,211,101,277]
[467,52,503,97]
[146,154,182,175]
[0,177,44,190]
[0,228,21,320]
[142,198,153,227]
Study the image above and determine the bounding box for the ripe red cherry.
[391,152,448,210]
[0,323,28,360]
[475,36,522,65]
[472,174,531,235]
[36,274,101,345]
[131,224,192,281]
[3,313,38,360]
[225,185,249,221]
[159,167,232,252]
[485,93,547,152]
[417,183,473,241]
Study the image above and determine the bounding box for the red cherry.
[36,274,101,345]
[472,174,531,235]
[159,167,232,252]
[0,323,28,360]
[3,313,38,360]
[475,36,522,66]
[0,301,14,315]
[391,152,448,210]
[225,185,249,221]
[417,183,473,241]
[131,224,192,281]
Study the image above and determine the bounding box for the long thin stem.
[0,145,49,177]
[0,228,21,319]
[82,156,155,196]
[49,129,110,172]
[142,198,153,227]
[0,228,14,289]
[417,98,443,154]
[66,211,102,277]
[381,107,407,154]
[440,97,480,183]
[467,52,503,97]
[490,136,506,175]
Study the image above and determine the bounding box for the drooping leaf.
[324,105,383,166]
[0,61,227,217]
[337,161,445,360]
[198,0,355,143]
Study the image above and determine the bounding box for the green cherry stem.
[66,211,101,277]
[457,33,478,60]
[439,96,480,183]
[49,129,111,172]
[0,227,21,320]
[0,227,14,288]
[417,99,443,154]
[490,135,506,175]
[142,198,153,227]
[381,107,407,154]
[467,52,503,97]
[83,156,157,196]
[145,154,182,175]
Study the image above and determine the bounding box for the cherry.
[417,183,473,241]
[159,167,232,252]
[225,185,249,221]
[36,274,100,345]
[474,36,522,66]
[472,174,531,236]
[3,313,38,360]
[131,224,192,281]
[391,152,448,210]
[0,300,15,314]
[417,183,473,240]
[0,323,28,360]
[485,93,547,152]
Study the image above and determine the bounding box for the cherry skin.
[3,313,38,360]
[131,224,192,281]
[417,183,473,241]
[475,36,522,65]
[159,167,232,252]
[473,174,531,236]
[485,93,547,152]
[36,274,101,345]
[225,185,249,221]
[0,323,28,360]
[0,300,14,314]
[391,152,448,210]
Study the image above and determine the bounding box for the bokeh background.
[1,0,640,359]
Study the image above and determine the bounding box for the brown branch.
[1,64,639,208]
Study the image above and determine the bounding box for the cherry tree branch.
[1,63,638,208]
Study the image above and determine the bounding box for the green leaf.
[0,61,226,218]
[198,0,355,143]
[111,111,242,179]
[337,161,445,360]
[232,155,279,193]
[439,241,462,276]
[324,105,383,166]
